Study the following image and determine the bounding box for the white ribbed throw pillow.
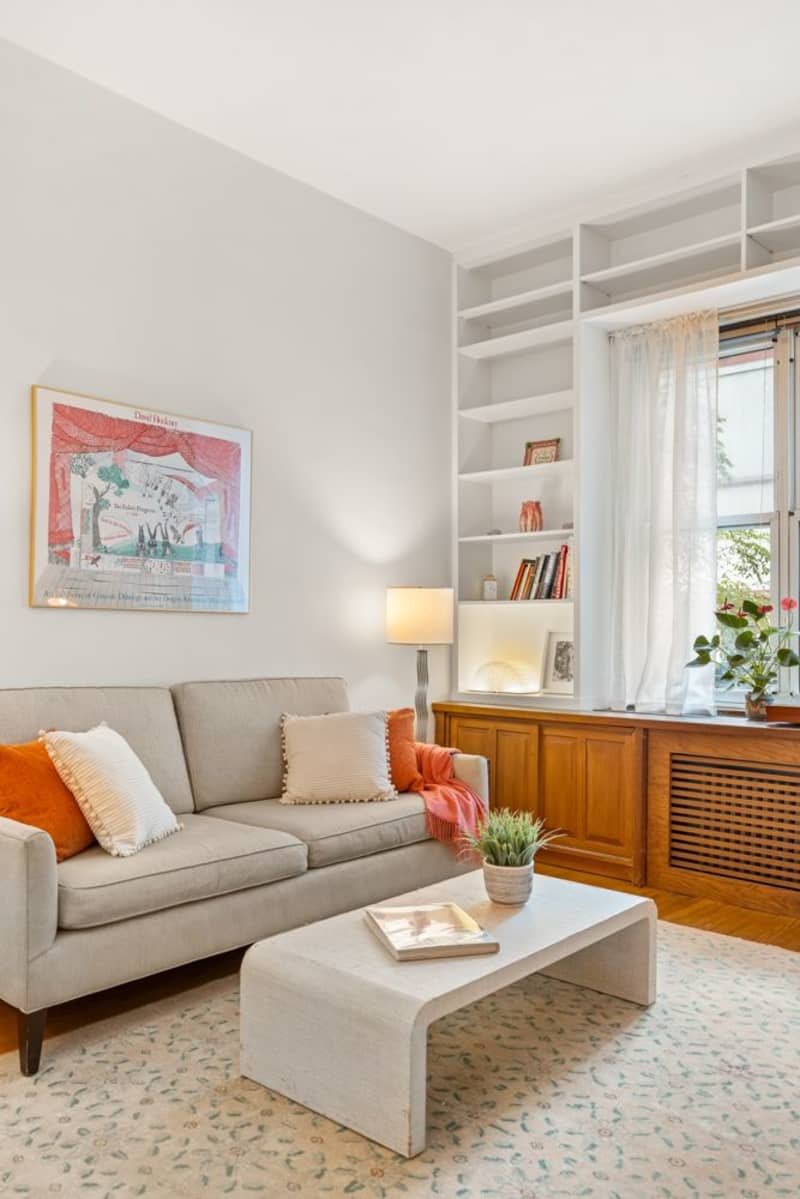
[280,711,396,804]
[40,723,181,856]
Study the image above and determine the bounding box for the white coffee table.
[240,870,656,1157]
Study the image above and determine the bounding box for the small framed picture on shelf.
[542,631,574,694]
[524,437,560,466]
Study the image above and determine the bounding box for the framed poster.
[542,631,575,694]
[30,387,251,613]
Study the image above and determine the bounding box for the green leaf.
[741,599,761,617]
[719,669,736,681]
[734,630,755,649]
[727,653,747,667]
[693,634,711,648]
[716,612,748,629]
[686,656,710,668]
[711,634,721,647]
[777,648,800,667]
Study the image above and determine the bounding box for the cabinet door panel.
[494,725,537,812]
[539,729,581,837]
[448,719,495,761]
[448,719,497,803]
[584,736,627,847]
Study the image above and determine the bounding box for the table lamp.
[386,587,454,741]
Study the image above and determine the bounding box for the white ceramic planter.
[482,859,534,905]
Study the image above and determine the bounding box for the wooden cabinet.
[437,704,644,883]
[437,701,800,911]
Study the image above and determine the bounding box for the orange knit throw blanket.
[415,741,487,846]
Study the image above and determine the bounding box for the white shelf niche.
[458,318,573,360]
[457,597,574,697]
[458,531,573,603]
[459,402,573,478]
[578,177,742,310]
[458,281,572,350]
[746,154,800,227]
[459,332,573,418]
[580,234,741,310]
[457,233,573,308]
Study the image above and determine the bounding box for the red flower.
[736,610,746,619]
[719,601,735,611]
[781,597,798,612]
[759,604,774,616]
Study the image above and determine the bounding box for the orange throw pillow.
[0,739,95,862]
[387,708,424,793]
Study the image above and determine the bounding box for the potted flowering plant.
[687,596,800,720]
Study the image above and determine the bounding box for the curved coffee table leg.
[240,949,429,1156]
[539,909,657,1006]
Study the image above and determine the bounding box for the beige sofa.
[0,677,487,1075]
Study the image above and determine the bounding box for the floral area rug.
[0,921,798,1199]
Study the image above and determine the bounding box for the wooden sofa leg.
[18,1009,47,1076]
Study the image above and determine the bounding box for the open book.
[365,902,499,961]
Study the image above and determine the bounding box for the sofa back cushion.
[172,677,349,810]
[0,687,194,814]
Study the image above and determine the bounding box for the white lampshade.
[385,587,454,645]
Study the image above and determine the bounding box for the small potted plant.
[687,596,800,720]
[462,808,562,905]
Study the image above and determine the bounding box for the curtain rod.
[719,297,800,339]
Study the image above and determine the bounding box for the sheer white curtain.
[609,311,718,715]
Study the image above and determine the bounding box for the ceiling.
[3,0,800,251]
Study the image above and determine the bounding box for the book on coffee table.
[364,902,499,961]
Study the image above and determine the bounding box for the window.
[715,318,800,696]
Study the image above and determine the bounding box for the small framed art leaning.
[30,386,252,613]
[542,631,575,694]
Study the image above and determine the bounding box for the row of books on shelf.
[510,545,571,601]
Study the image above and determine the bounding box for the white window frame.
[715,325,799,704]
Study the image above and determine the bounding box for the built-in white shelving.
[452,148,800,709]
[454,230,577,699]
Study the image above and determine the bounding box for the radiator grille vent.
[669,753,800,891]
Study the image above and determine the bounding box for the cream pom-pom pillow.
[280,711,396,804]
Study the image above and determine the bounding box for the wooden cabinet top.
[433,700,800,739]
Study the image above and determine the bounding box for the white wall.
[0,40,453,709]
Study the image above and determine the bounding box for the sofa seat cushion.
[204,794,429,869]
[57,814,307,930]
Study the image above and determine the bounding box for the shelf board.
[580,233,741,299]
[459,389,574,424]
[581,256,800,330]
[458,280,573,323]
[458,319,573,360]
[458,599,573,606]
[458,459,574,485]
[458,528,573,544]
[747,214,800,255]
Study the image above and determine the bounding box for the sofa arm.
[0,816,58,1010]
[453,753,489,806]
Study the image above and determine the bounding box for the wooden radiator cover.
[669,753,800,890]
[648,729,800,915]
